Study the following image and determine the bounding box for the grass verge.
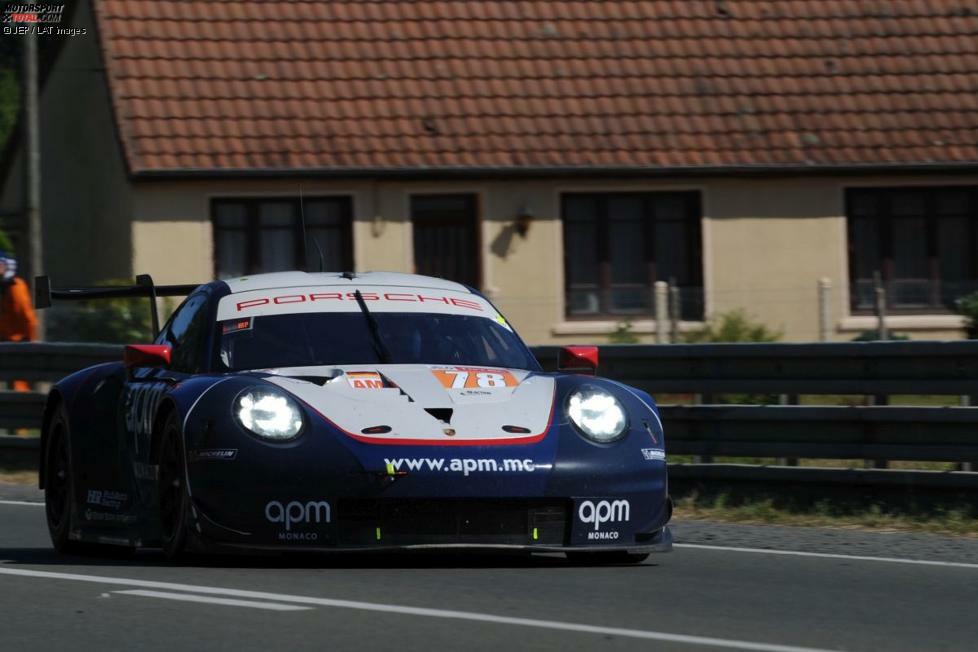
[673,488,978,537]
[0,470,38,486]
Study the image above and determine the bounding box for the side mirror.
[558,345,598,375]
[124,344,171,369]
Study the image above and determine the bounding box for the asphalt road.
[1,486,977,651]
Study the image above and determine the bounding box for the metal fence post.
[961,393,975,473]
[654,281,668,344]
[777,394,799,466]
[873,270,888,341]
[669,282,681,344]
[818,277,832,342]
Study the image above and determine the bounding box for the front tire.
[158,412,195,559]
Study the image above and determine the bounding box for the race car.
[37,271,672,562]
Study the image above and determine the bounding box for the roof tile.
[93,0,978,173]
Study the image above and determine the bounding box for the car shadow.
[0,545,664,570]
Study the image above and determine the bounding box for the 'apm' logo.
[578,499,630,531]
[264,500,331,531]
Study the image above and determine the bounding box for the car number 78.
[432,368,518,389]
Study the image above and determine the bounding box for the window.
[847,187,978,313]
[156,293,210,373]
[562,192,703,319]
[411,194,480,288]
[218,313,538,371]
[212,197,353,278]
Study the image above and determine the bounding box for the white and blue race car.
[39,271,671,562]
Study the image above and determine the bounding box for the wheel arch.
[150,399,181,465]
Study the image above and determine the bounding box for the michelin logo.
[265,500,331,541]
[578,499,630,540]
[641,448,666,461]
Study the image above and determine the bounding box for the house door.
[411,194,480,288]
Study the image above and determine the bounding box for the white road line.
[675,543,978,570]
[115,590,312,611]
[0,500,43,507]
[0,565,836,652]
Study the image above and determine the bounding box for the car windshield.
[217,312,539,371]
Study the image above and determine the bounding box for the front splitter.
[195,526,672,556]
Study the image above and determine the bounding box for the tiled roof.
[94,0,978,174]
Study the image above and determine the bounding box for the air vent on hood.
[424,408,453,424]
[286,375,333,386]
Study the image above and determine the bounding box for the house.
[1,0,977,343]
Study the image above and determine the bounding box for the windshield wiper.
[353,289,393,364]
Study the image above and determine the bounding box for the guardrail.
[3,341,978,490]
[0,342,121,430]
[535,341,978,395]
[542,341,978,490]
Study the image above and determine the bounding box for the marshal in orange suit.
[0,251,38,391]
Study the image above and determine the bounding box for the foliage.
[683,309,782,343]
[45,279,163,344]
[682,309,781,404]
[851,330,910,342]
[607,320,639,344]
[956,291,978,338]
[0,227,12,253]
[0,68,18,148]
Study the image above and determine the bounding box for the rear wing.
[34,274,201,337]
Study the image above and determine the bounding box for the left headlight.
[234,388,304,441]
[567,386,627,443]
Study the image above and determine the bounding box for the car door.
[119,292,213,514]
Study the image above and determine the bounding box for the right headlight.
[234,388,304,441]
[567,386,627,443]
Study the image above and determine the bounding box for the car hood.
[255,364,555,445]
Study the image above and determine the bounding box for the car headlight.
[234,388,304,441]
[567,386,627,443]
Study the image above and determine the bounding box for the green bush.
[607,320,639,344]
[45,279,162,344]
[683,309,782,343]
[0,227,12,253]
[956,291,978,339]
[683,309,781,404]
[851,329,910,342]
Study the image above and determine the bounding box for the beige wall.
[131,174,976,345]
[705,175,976,342]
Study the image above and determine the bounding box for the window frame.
[210,196,354,278]
[560,190,704,320]
[845,186,978,315]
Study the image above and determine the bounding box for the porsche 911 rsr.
[38,271,672,563]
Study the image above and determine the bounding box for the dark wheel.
[44,407,76,554]
[566,551,650,565]
[158,412,196,559]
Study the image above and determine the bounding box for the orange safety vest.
[0,277,38,342]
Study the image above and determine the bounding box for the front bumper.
[181,375,671,554]
[191,494,673,553]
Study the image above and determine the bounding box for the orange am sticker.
[430,367,518,390]
[347,372,384,389]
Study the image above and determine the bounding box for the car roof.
[220,271,473,295]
